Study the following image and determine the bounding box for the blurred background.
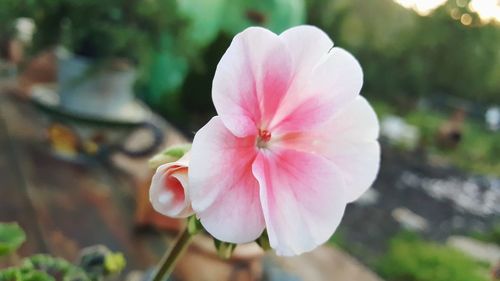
[0,0,499,280]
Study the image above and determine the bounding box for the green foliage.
[0,267,55,281]
[377,232,489,281]
[140,0,305,113]
[328,230,347,250]
[406,108,500,175]
[0,223,26,257]
[221,0,305,35]
[0,255,90,281]
[26,0,180,62]
[311,0,500,105]
[374,100,500,175]
[0,0,22,35]
[471,224,500,246]
[0,223,125,281]
[23,254,91,281]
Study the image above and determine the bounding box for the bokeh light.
[393,0,447,15]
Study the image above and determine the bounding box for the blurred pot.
[175,235,264,281]
[57,50,136,120]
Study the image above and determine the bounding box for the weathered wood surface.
[0,88,383,281]
[0,91,168,269]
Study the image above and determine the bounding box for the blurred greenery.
[310,0,500,105]
[0,223,125,281]
[1,0,499,163]
[471,224,500,246]
[0,223,26,257]
[374,99,500,175]
[25,0,182,62]
[376,232,490,281]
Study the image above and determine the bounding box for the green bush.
[377,232,489,281]
[471,224,500,246]
[0,223,26,257]
[374,99,500,175]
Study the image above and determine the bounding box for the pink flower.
[188,26,380,255]
[150,153,194,218]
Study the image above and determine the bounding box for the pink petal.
[188,117,265,243]
[279,25,334,80]
[281,97,380,202]
[252,148,347,256]
[212,27,293,136]
[320,97,380,202]
[269,47,363,134]
[149,153,194,218]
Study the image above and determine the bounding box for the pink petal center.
[257,129,272,148]
[160,166,186,205]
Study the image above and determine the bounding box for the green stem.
[151,225,194,281]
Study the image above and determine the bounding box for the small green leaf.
[213,239,236,260]
[187,216,203,236]
[0,223,26,257]
[256,230,271,251]
[148,143,191,169]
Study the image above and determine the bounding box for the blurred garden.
[0,0,499,280]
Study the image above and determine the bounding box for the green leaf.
[177,0,226,48]
[256,230,271,251]
[0,223,26,257]
[213,239,237,260]
[148,143,192,169]
[187,216,204,236]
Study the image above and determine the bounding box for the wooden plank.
[0,95,47,262]
[0,95,170,270]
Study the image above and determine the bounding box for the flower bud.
[149,151,194,218]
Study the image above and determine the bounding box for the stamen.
[259,129,271,142]
[257,129,272,148]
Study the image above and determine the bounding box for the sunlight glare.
[393,0,447,15]
[469,0,500,23]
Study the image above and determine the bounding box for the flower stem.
[151,225,194,281]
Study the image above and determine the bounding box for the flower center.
[257,129,271,148]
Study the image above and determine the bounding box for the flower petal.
[280,97,380,202]
[269,47,363,134]
[189,117,265,243]
[319,97,379,202]
[252,148,347,256]
[279,25,334,79]
[150,153,193,218]
[212,27,293,136]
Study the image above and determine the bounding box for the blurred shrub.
[471,224,500,246]
[0,223,125,281]
[0,223,26,257]
[374,99,500,175]
[309,0,500,105]
[377,232,489,281]
[139,0,306,131]
[24,0,181,63]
